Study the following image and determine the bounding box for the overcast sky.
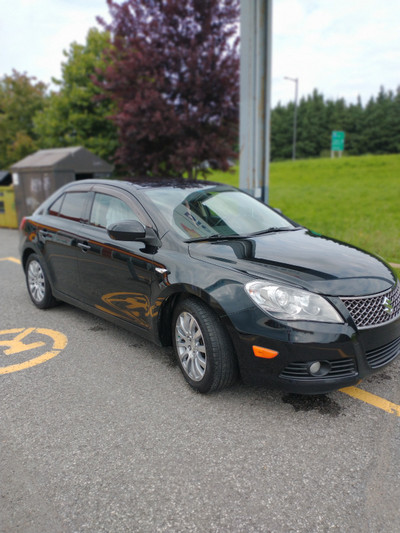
[1,0,399,107]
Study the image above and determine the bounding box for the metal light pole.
[239,0,273,203]
[284,76,298,160]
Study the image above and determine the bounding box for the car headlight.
[245,281,343,323]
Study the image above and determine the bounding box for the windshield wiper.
[184,226,299,243]
[248,226,299,236]
[184,233,248,243]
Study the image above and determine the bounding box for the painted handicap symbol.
[0,328,68,374]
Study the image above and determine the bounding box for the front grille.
[366,336,400,369]
[340,283,400,329]
[279,359,357,381]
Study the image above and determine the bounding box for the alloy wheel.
[175,311,207,381]
[27,260,46,303]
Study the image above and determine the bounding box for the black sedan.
[19,179,400,394]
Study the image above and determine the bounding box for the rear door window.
[58,192,88,221]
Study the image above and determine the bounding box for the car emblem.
[382,296,393,314]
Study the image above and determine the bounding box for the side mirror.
[107,220,162,248]
[107,220,146,241]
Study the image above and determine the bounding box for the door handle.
[77,242,91,253]
[39,229,51,239]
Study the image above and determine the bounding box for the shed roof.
[10,146,114,173]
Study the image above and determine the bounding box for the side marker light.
[19,217,27,231]
[253,346,279,359]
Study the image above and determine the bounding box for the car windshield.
[143,185,296,240]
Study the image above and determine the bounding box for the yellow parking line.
[340,386,400,417]
[0,257,21,264]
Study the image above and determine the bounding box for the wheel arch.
[23,249,57,308]
[21,246,36,270]
[156,284,234,348]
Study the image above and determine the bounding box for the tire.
[25,253,56,309]
[172,297,238,393]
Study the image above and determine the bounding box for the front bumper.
[224,306,400,394]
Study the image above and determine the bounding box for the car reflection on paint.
[19,178,400,394]
[96,292,162,328]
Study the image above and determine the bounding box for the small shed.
[11,146,114,222]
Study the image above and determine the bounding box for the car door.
[40,186,92,299]
[76,185,160,333]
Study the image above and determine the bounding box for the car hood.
[188,229,396,297]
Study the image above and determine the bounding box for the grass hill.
[211,154,400,272]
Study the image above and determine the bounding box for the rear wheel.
[172,298,238,393]
[25,254,56,309]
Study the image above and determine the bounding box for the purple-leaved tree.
[97,0,239,178]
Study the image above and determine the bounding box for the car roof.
[65,177,230,192]
[31,178,236,218]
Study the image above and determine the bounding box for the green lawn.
[210,154,400,267]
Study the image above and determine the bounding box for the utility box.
[10,146,114,223]
[0,186,18,228]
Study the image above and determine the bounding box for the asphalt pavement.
[1,227,399,533]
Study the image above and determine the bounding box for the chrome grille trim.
[340,283,400,329]
[279,359,357,381]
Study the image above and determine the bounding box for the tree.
[0,70,47,168]
[362,87,400,154]
[343,97,365,155]
[296,90,328,158]
[34,28,118,162]
[270,103,293,160]
[270,85,400,161]
[97,0,240,178]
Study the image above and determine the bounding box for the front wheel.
[25,254,56,309]
[172,298,238,393]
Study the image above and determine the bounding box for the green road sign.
[331,131,345,151]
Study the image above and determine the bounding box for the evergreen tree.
[296,90,328,158]
[343,97,365,155]
[270,103,293,160]
[362,87,400,154]
[270,86,400,161]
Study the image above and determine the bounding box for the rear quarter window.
[48,195,64,216]
[49,192,88,221]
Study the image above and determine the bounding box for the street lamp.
[284,76,298,160]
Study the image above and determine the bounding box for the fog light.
[307,360,331,377]
[308,361,321,375]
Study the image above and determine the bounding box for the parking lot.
[1,226,399,533]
